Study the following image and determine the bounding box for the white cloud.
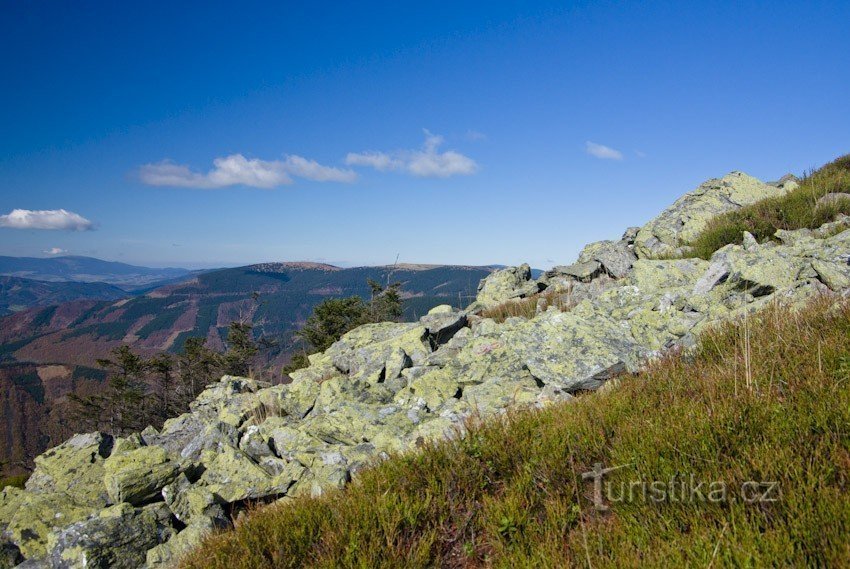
[139,153,356,189]
[282,155,357,182]
[0,209,94,231]
[585,141,624,160]
[465,129,488,141]
[44,247,68,255]
[345,130,479,178]
[635,150,647,158]
[344,151,402,172]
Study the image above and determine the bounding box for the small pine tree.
[221,322,259,377]
[284,279,405,374]
[69,345,150,436]
[148,353,176,422]
[176,336,223,405]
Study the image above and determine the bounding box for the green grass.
[182,294,850,568]
[688,154,850,259]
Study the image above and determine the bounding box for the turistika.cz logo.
[581,462,780,511]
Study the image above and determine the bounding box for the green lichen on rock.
[6,492,96,558]
[634,172,790,259]
[103,445,180,505]
[474,263,538,308]
[44,502,174,569]
[24,432,112,506]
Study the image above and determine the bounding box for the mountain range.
[0,255,194,291]
[0,276,127,316]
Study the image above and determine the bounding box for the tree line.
[68,322,258,436]
[67,280,403,436]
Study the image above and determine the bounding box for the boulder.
[769,173,800,192]
[162,474,227,527]
[546,261,603,283]
[102,446,180,505]
[146,520,215,568]
[24,432,113,506]
[41,502,174,569]
[578,239,637,278]
[325,322,430,384]
[6,492,96,558]
[811,259,850,291]
[384,347,412,381]
[634,172,788,259]
[419,305,468,346]
[196,444,304,503]
[475,264,537,307]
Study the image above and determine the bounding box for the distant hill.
[0,262,492,368]
[0,276,127,315]
[0,255,193,291]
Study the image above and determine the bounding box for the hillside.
[183,295,850,568]
[0,362,106,475]
[2,157,849,567]
[0,276,127,315]
[0,256,192,291]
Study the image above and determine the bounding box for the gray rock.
[475,264,538,307]
[547,261,603,283]
[419,305,468,345]
[41,503,175,569]
[0,540,22,569]
[693,261,730,295]
[102,446,180,505]
[578,239,637,278]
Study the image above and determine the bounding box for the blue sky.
[1,1,848,269]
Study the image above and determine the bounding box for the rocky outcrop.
[634,171,790,259]
[3,170,850,567]
[473,264,539,308]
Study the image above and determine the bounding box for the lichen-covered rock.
[419,305,467,345]
[42,502,174,569]
[547,261,603,283]
[103,446,180,505]
[578,239,637,278]
[634,172,789,259]
[146,520,214,568]
[0,486,24,532]
[7,492,97,558]
[325,322,430,384]
[24,432,113,506]
[196,444,303,503]
[475,264,537,307]
[161,474,227,527]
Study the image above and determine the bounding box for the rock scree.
[3,169,850,568]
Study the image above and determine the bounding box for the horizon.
[0,252,519,271]
[2,1,849,269]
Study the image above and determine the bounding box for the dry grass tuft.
[479,288,575,323]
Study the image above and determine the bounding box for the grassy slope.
[688,154,850,259]
[183,295,850,568]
